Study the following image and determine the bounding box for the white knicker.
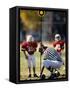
[43,59,63,69]
[27,54,35,67]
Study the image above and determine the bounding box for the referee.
[39,46,64,77]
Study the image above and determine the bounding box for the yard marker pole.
[39,10,45,74]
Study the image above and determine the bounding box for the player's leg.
[40,60,50,77]
[33,67,38,77]
[40,66,45,76]
[47,60,63,78]
[31,55,38,77]
[27,55,32,77]
[50,60,63,69]
[43,60,51,70]
[40,59,63,79]
[42,60,57,79]
[28,67,31,77]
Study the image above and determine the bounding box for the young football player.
[21,35,38,78]
[39,44,64,79]
[53,34,64,54]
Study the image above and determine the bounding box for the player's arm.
[53,42,57,47]
[21,42,26,51]
[21,48,28,59]
[21,47,25,51]
[21,42,28,59]
[60,42,64,50]
[23,50,28,59]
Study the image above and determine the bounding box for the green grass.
[20,44,66,80]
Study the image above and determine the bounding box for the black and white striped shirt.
[43,48,62,62]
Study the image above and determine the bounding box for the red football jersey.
[53,40,64,53]
[21,41,37,55]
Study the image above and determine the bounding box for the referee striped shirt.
[43,48,62,62]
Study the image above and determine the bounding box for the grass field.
[20,42,66,80]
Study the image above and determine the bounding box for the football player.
[21,35,38,78]
[53,34,64,55]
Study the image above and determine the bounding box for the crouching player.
[21,35,38,78]
[39,44,64,79]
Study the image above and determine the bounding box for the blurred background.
[20,10,66,43]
